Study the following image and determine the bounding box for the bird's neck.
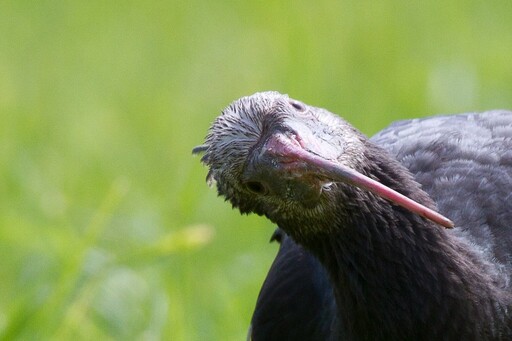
[301,155,511,339]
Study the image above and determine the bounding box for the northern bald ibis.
[194,92,512,340]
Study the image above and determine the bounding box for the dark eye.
[289,100,306,112]
[245,181,268,195]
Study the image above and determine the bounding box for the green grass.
[1,0,512,339]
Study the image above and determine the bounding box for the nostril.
[245,181,268,195]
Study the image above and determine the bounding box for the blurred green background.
[1,0,511,340]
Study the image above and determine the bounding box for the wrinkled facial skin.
[195,91,366,225]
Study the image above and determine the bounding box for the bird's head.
[194,92,453,239]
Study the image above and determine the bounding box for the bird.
[193,91,512,340]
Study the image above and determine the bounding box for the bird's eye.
[289,100,306,112]
[245,181,268,195]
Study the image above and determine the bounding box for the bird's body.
[194,92,512,340]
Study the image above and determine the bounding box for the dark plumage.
[194,92,512,340]
[249,228,339,340]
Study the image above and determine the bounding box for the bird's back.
[372,110,512,270]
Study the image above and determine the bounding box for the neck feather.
[299,147,511,339]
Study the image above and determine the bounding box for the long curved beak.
[263,132,455,229]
